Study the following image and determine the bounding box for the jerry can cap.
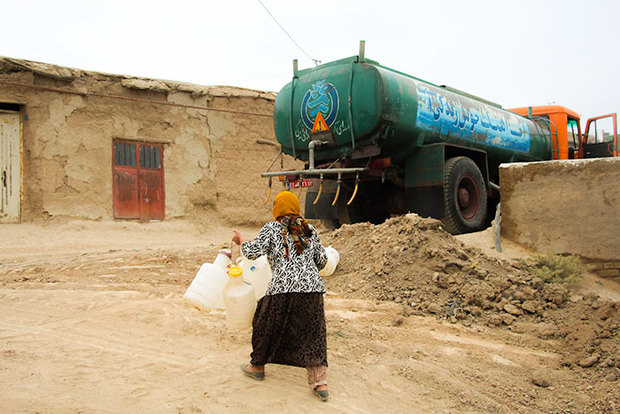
[227,266,243,277]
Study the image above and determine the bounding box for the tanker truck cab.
[510,106,618,159]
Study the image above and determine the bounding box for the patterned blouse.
[241,221,328,295]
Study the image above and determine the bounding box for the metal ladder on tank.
[530,117,560,160]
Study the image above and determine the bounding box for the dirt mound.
[322,214,620,378]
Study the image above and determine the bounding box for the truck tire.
[441,156,487,234]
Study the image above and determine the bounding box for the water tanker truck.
[262,41,618,234]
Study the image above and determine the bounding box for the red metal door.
[138,144,165,220]
[113,141,165,220]
[113,141,140,219]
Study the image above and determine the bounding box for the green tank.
[268,43,553,234]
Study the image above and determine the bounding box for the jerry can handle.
[230,241,243,266]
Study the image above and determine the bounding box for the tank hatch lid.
[439,85,502,108]
[295,55,380,76]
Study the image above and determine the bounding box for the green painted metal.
[273,56,552,169]
[404,144,445,187]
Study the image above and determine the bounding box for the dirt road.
[0,220,618,413]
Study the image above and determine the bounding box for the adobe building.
[0,57,301,225]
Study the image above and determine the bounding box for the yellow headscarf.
[272,191,300,220]
[272,191,312,258]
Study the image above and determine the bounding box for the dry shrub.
[527,254,589,286]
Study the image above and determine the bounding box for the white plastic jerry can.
[239,255,272,301]
[319,246,340,277]
[183,250,231,312]
[223,266,256,329]
[213,250,231,269]
[213,249,233,309]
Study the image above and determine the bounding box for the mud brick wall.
[500,158,620,280]
[0,57,302,225]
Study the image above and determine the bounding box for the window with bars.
[113,142,162,169]
[114,142,137,167]
[140,145,162,169]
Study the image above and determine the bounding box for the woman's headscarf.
[272,191,313,258]
[272,190,300,220]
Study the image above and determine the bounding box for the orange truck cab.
[510,105,617,160]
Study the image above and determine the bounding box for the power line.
[257,0,321,66]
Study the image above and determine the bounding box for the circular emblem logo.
[301,80,339,130]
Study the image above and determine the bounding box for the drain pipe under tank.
[308,140,327,170]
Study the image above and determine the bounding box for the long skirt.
[250,292,327,368]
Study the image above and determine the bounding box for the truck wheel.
[441,157,487,234]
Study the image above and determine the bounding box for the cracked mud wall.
[0,58,302,224]
[499,158,620,263]
[169,94,302,226]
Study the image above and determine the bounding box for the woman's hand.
[232,229,245,245]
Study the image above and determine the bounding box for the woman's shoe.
[240,363,265,381]
[313,386,329,402]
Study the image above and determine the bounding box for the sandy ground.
[1,219,619,413]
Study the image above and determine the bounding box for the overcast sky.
[2,0,618,119]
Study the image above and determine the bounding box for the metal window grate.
[114,142,137,167]
[114,141,162,169]
[140,145,161,169]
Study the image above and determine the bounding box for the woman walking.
[232,191,329,401]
